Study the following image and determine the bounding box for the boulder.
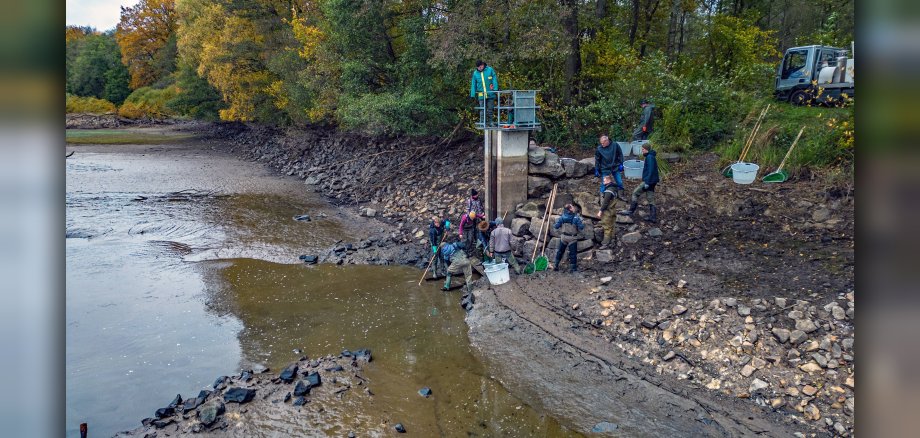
[572,192,599,219]
[528,176,553,197]
[530,152,565,178]
[364,208,377,218]
[527,146,546,165]
[510,218,530,236]
[294,380,312,396]
[299,255,318,264]
[578,157,596,174]
[621,232,642,244]
[305,371,322,387]
[197,401,225,426]
[279,363,298,383]
[561,158,590,178]
[224,387,256,404]
[515,202,540,218]
[510,236,525,253]
[576,239,594,252]
[595,249,614,263]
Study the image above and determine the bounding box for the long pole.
[776,126,805,172]
[418,226,450,285]
[531,184,557,261]
[539,187,559,257]
[739,104,771,163]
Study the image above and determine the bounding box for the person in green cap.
[470,60,498,127]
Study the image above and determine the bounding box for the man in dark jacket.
[594,135,624,198]
[620,143,660,223]
[428,216,450,279]
[597,175,618,248]
[552,204,585,273]
[632,99,655,141]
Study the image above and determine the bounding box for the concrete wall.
[484,130,529,222]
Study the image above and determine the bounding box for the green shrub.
[336,90,452,136]
[118,86,178,119]
[66,93,116,114]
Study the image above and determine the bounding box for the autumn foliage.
[116,0,177,89]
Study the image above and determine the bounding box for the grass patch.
[66,129,197,145]
[715,100,853,178]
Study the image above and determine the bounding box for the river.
[65,129,578,437]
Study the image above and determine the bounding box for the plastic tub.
[623,160,644,179]
[632,140,648,156]
[616,141,631,157]
[483,262,510,285]
[730,162,760,184]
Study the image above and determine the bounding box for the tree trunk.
[638,0,661,59]
[629,0,640,47]
[561,0,581,103]
[665,0,679,58]
[596,0,607,19]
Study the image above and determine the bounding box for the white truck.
[775,44,854,105]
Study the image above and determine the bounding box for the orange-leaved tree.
[116,0,177,89]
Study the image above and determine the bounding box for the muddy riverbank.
[195,121,854,436]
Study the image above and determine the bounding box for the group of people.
[421,62,660,291]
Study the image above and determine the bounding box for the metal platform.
[474,90,541,131]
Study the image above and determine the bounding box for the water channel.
[65,131,579,437]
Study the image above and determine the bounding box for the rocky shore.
[117,350,379,437]
[119,120,853,436]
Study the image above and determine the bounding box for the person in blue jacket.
[440,241,473,293]
[552,204,585,273]
[470,60,498,127]
[620,142,660,223]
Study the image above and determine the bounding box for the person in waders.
[458,211,481,255]
[620,142,660,223]
[470,60,498,127]
[427,215,450,279]
[488,219,521,274]
[597,174,618,249]
[632,98,655,141]
[552,204,585,273]
[440,241,473,293]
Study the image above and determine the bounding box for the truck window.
[782,50,808,79]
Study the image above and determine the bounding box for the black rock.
[300,255,318,264]
[141,417,155,427]
[212,376,228,390]
[182,397,203,413]
[305,371,322,388]
[418,387,432,398]
[283,392,291,403]
[293,214,311,222]
[154,407,174,419]
[292,396,308,406]
[279,363,299,383]
[152,418,175,429]
[197,389,212,401]
[341,349,353,358]
[198,401,225,426]
[324,365,344,372]
[641,320,657,329]
[353,349,372,362]
[224,387,256,404]
[167,394,182,408]
[345,243,355,251]
[395,423,406,433]
[293,380,312,396]
[240,370,253,382]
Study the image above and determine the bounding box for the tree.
[68,32,130,101]
[116,0,178,88]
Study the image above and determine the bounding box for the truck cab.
[775,45,854,105]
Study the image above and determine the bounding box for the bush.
[118,86,178,119]
[336,90,452,136]
[66,93,116,114]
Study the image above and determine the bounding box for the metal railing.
[474,90,541,131]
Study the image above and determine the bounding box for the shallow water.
[65,135,579,437]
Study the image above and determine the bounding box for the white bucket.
[616,141,631,157]
[623,160,644,179]
[731,162,760,184]
[632,140,648,156]
[483,262,510,285]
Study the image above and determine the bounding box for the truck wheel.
[789,90,810,106]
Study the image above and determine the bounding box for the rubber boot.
[464,283,473,295]
[442,274,452,291]
[645,205,658,223]
[600,235,611,248]
[619,201,638,216]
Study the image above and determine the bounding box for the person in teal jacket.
[470,60,498,127]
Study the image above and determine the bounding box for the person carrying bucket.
[552,204,585,273]
[597,174,619,249]
[620,142,659,223]
[594,135,624,200]
[440,241,473,293]
[487,219,521,275]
